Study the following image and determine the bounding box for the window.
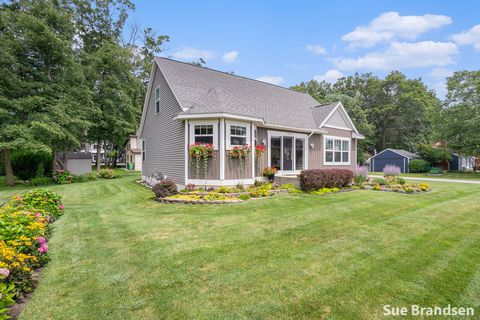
[155,86,160,114]
[324,136,349,165]
[226,122,250,149]
[142,140,146,162]
[194,125,214,144]
[189,121,218,149]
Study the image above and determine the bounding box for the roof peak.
[155,56,312,97]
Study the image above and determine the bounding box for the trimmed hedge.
[409,159,430,173]
[299,169,353,192]
[11,151,52,180]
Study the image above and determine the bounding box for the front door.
[270,135,305,171]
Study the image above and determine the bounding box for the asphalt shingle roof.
[388,149,421,159]
[155,57,337,130]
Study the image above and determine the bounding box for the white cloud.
[451,24,480,51]
[313,69,344,83]
[172,47,215,61]
[306,44,327,55]
[427,67,453,79]
[342,12,452,47]
[255,76,284,85]
[222,51,239,63]
[333,41,459,71]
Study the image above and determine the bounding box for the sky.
[129,0,480,98]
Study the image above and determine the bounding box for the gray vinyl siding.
[324,109,350,128]
[141,65,185,185]
[308,128,356,171]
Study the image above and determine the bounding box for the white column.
[219,119,225,180]
[251,122,255,179]
[184,120,189,184]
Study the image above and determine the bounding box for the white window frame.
[323,135,350,165]
[267,130,308,173]
[155,86,160,114]
[141,139,146,162]
[189,120,219,150]
[226,121,250,150]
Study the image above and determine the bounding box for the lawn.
[1,175,480,319]
[370,171,480,181]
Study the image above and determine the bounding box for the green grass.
[371,171,480,181]
[1,176,480,319]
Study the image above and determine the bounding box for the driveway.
[369,175,480,185]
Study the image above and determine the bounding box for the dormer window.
[155,86,160,114]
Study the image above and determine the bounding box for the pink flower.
[37,236,47,244]
[38,243,48,253]
[0,268,10,278]
[59,205,65,210]
[35,212,42,218]
[18,203,23,207]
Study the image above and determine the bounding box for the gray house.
[139,58,364,187]
[369,149,420,173]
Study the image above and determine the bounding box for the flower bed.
[0,189,64,318]
[155,182,300,205]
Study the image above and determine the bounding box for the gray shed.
[57,152,92,175]
[369,149,420,173]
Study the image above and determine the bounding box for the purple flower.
[18,203,23,207]
[37,236,47,244]
[0,268,10,278]
[355,165,369,178]
[38,243,48,253]
[383,165,401,177]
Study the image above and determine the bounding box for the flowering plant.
[383,164,401,178]
[228,145,251,176]
[255,145,266,157]
[188,143,214,178]
[354,165,369,185]
[263,167,278,180]
[53,169,73,184]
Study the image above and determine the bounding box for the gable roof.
[372,148,421,160]
[139,58,362,135]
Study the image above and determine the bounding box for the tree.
[417,144,451,166]
[440,71,480,156]
[0,0,92,185]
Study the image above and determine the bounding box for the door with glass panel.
[270,136,305,171]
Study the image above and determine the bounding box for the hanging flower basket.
[228,145,251,176]
[188,143,214,178]
[255,145,266,157]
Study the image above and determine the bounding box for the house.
[125,135,142,171]
[56,152,92,175]
[79,142,106,164]
[369,148,420,173]
[138,57,364,187]
[450,154,476,171]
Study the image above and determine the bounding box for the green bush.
[374,178,387,185]
[72,173,98,183]
[0,282,16,319]
[409,159,430,173]
[238,194,251,201]
[397,177,407,185]
[98,169,116,179]
[29,177,54,186]
[53,169,73,184]
[10,151,52,181]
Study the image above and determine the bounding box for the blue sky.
[129,0,480,97]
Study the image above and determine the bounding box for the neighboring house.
[369,149,420,173]
[79,143,106,164]
[450,154,476,171]
[57,152,92,175]
[125,135,142,171]
[139,57,364,187]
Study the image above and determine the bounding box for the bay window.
[324,136,350,165]
[226,122,250,149]
[189,121,218,149]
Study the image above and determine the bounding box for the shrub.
[397,177,407,185]
[235,183,244,191]
[10,151,52,181]
[417,144,451,165]
[7,189,64,221]
[215,186,230,194]
[409,159,430,173]
[262,167,278,180]
[254,179,263,187]
[419,183,430,191]
[373,178,387,185]
[239,194,251,201]
[299,169,353,192]
[383,165,401,177]
[185,183,196,191]
[53,169,73,184]
[354,165,369,185]
[98,169,116,179]
[152,179,178,198]
[29,177,53,186]
[0,282,16,319]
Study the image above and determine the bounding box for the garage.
[369,148,420,173]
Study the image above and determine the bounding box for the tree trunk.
[1,148,15,186]
[113,146,118,168]
[96,141,101,173]
[52,148,57,173]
